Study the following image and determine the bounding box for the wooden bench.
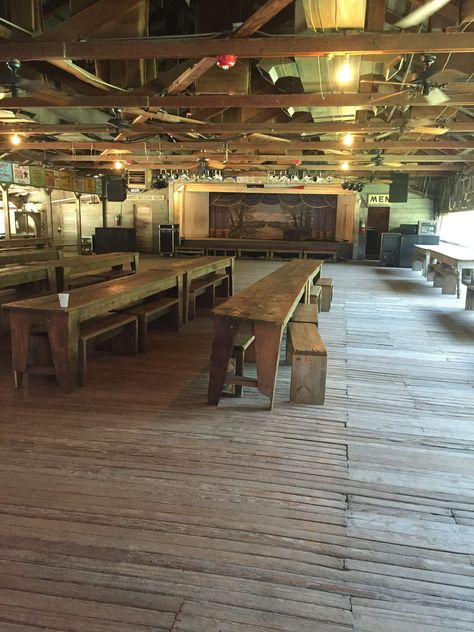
[431,263,457,295]
[316,277,333,312]
[0,248,62,266]
[286,304,319,364]
[466,285,474,310]
[189,273,230,320]
[288,322,327,405]
[119,296,180,353]
[309,285,322,311]
[77,313,138,385]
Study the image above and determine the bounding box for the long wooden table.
[413,244,474,298]
[0,248,62,266]
[150,255,234,322]
[207,259,323,409]
[51,252,140,292]
[0,264,55,292]
[5,270,182,392]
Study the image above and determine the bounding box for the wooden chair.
[288,322,327,405]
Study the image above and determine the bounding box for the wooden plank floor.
[0,257,473,631]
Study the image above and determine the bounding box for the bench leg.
[466,288,474,310]
[290,353,327,405]
[441,275,457,295]
[111,320,138,355]
[433,271,443,288]
[234,348,244,397]
[319,286,331,312]
[77,340,87,386]
[285,329,293,365]
[188,293,197,321]
[215,276,230,298]
[137,314,148,353]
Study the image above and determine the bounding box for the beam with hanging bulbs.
[1,140,473,151]
[1,93,473,109]
[0,32,472,61]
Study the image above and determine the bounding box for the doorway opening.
[366,206,390,259]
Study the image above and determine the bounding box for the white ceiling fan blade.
[410,126,449,135]
[395,0,452,28]
[385,161,404,167]
[424,87,450,105]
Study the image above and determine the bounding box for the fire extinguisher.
[359,219,366,234]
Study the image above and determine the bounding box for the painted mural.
[209,193,337,241]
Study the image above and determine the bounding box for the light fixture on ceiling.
[340,161,350,171]
[216,54,237,70]
[342,133,354,147]
[114,160,124,170]
[10,133,21,146]
[336,55,353,84]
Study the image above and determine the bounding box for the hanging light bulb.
[340,161,350,171]
[216,54,237,70]
[336,56,353,84]
[10,133,21,146]
[114,160,124,170]
[342,133,354,147]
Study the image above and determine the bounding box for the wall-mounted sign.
[368,193,389,206]
[29,165,46,188]
[0,161,13,183]
[13,164,30,184]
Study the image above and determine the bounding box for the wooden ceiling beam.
[5,141,473,151]
[3,93,474,108]
[165,0,298,95]
[2,32,473,62]
[3,122,474,135]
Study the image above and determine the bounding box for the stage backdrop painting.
[209,193,337,241]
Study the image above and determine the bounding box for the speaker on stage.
[106,176,127,202]
[389,174,409,203]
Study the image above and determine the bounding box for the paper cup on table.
[58,293,70,308]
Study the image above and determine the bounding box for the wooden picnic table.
[22,251,140,292]
[0,248,62,266]
[150,255,234,322]
[207,259,323,410]
[0,264,55,292]
[5,270,182,392]
[413,244,474,298]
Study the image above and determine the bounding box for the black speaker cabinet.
[106,176,127,202]
[389,174,409,203]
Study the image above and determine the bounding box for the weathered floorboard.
[0,258,473,630]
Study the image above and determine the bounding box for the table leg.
[423,252,430,277]
[46,313,79,392]
[253,321,283,410]
[457,267,462,299]
[132,253,139,272]
[9,312,33,388]
[207,316,238,405]
[183,272,191,323]
[227,259,234,296]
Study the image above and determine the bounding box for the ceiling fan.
[361,54,451,106]
[0,60,46,97]
[395,0,452,28]
[367,150,404,168]
[107,108,130,135]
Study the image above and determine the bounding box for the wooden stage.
[0,257,473,631]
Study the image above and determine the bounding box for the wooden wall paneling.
[134,204,153,253]
[336,194,355,242]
